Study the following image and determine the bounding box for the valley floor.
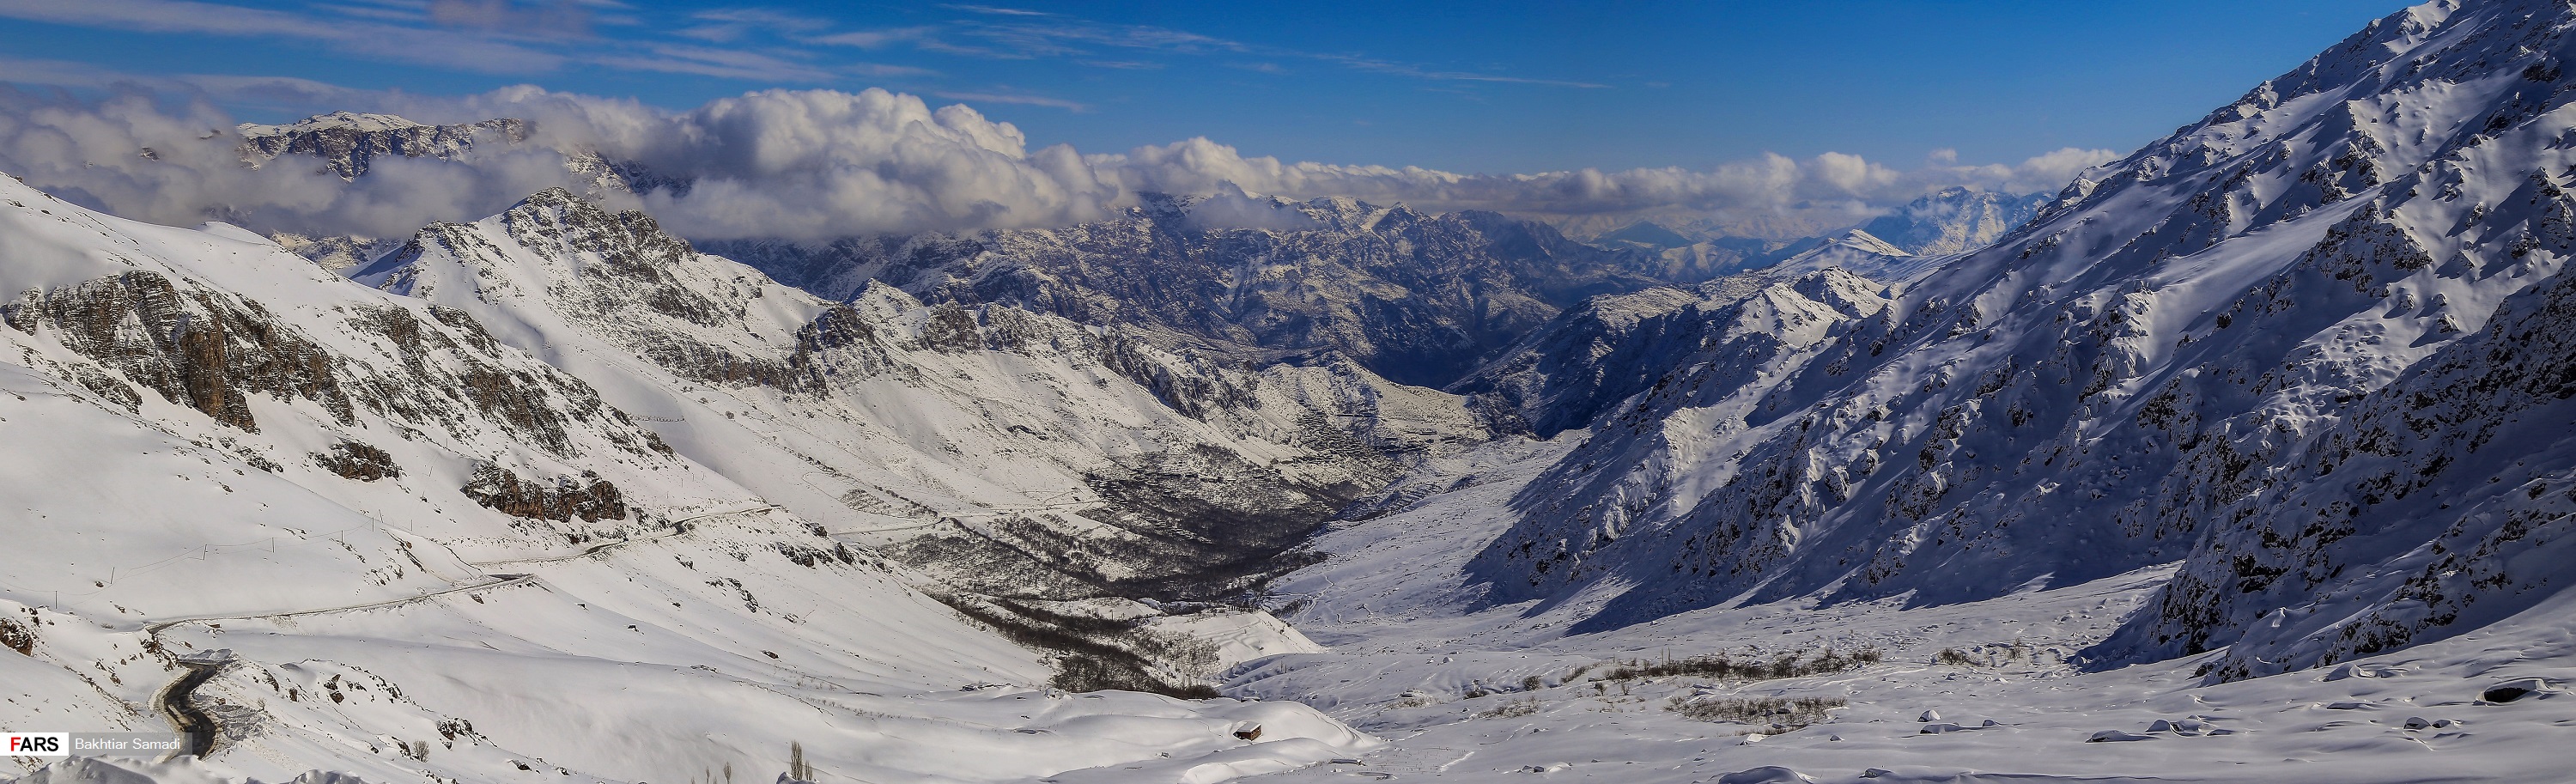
[1209,439,2576,784]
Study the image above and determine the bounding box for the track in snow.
[134,504,778,762]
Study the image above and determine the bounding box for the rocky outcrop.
[5,270,350,431]
[1461,270,1894,612]
[3,270,670,471]
[2123,185,2576,678]
[238,112,528,179]
[460,463,629,523]
[314,441,401,481]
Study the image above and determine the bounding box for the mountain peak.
[237,113,531,179]
[236,111,428,137]
[513,186,592,213]
[1858,188,2047,256]
[1826,228,1908,257]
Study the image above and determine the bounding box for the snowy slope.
[0,174,1376,783]
[1227,3,2576,781]
[1448,270,1889,441]
[349,187,1488,600]
[1230,389,2576,784]
[1441,0,2576,657]
[21,2,2576,782]
[1760,229,1948,283]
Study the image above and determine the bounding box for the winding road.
[151,659,224,762]
[140,503,777,761]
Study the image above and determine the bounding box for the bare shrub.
[1666,696,1847,732]
[1598,647,1881,682]
[1474,698,1542,720]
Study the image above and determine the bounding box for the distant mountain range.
[21,3,2576,780]
[229,114,2050,394]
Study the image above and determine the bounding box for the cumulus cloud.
[1094,137,2110,228]
[0,83,2116,244]
[0,87,561,239]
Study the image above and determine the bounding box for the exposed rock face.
[237,112,529,179]
[1,165,1411,784]
[2129,187,2576,678]
[708,196,1675,388]
[0,167,756,621]
[314,441,401,481]
[346,302,671,458]
[461,463,629,523]
[2,269,672,458]
[6,270,349,431]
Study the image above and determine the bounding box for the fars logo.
[5,732,68,757]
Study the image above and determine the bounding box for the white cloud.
[1091,137,2112,222]
[930,91,1089,112]
[0,84,2115,245]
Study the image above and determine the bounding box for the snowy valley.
[9,1,2576,782]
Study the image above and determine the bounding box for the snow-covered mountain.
[1857,186,2050,256]
[1448,270,1890,441]
[710,195,1679,388]
[1759,228,1949,283]
[349,187,1489,601]
[26,1,2576,781]
[1442,0,2576,671]
[237,112,527,179]
[1575,187,2047,284]
[0,174,1395,782]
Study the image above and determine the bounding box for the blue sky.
[0,0,2404,174]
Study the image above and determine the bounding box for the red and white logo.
[5,732,68,757]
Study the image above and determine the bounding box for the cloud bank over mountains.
[0,83,2114,242]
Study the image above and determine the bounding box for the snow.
[1763,230,1946,283]
[0,174,1375,783]
[234,112,428,138]
[17,2,2576,783]
[1231,495,2576,781]
[1146,611,1326,672]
